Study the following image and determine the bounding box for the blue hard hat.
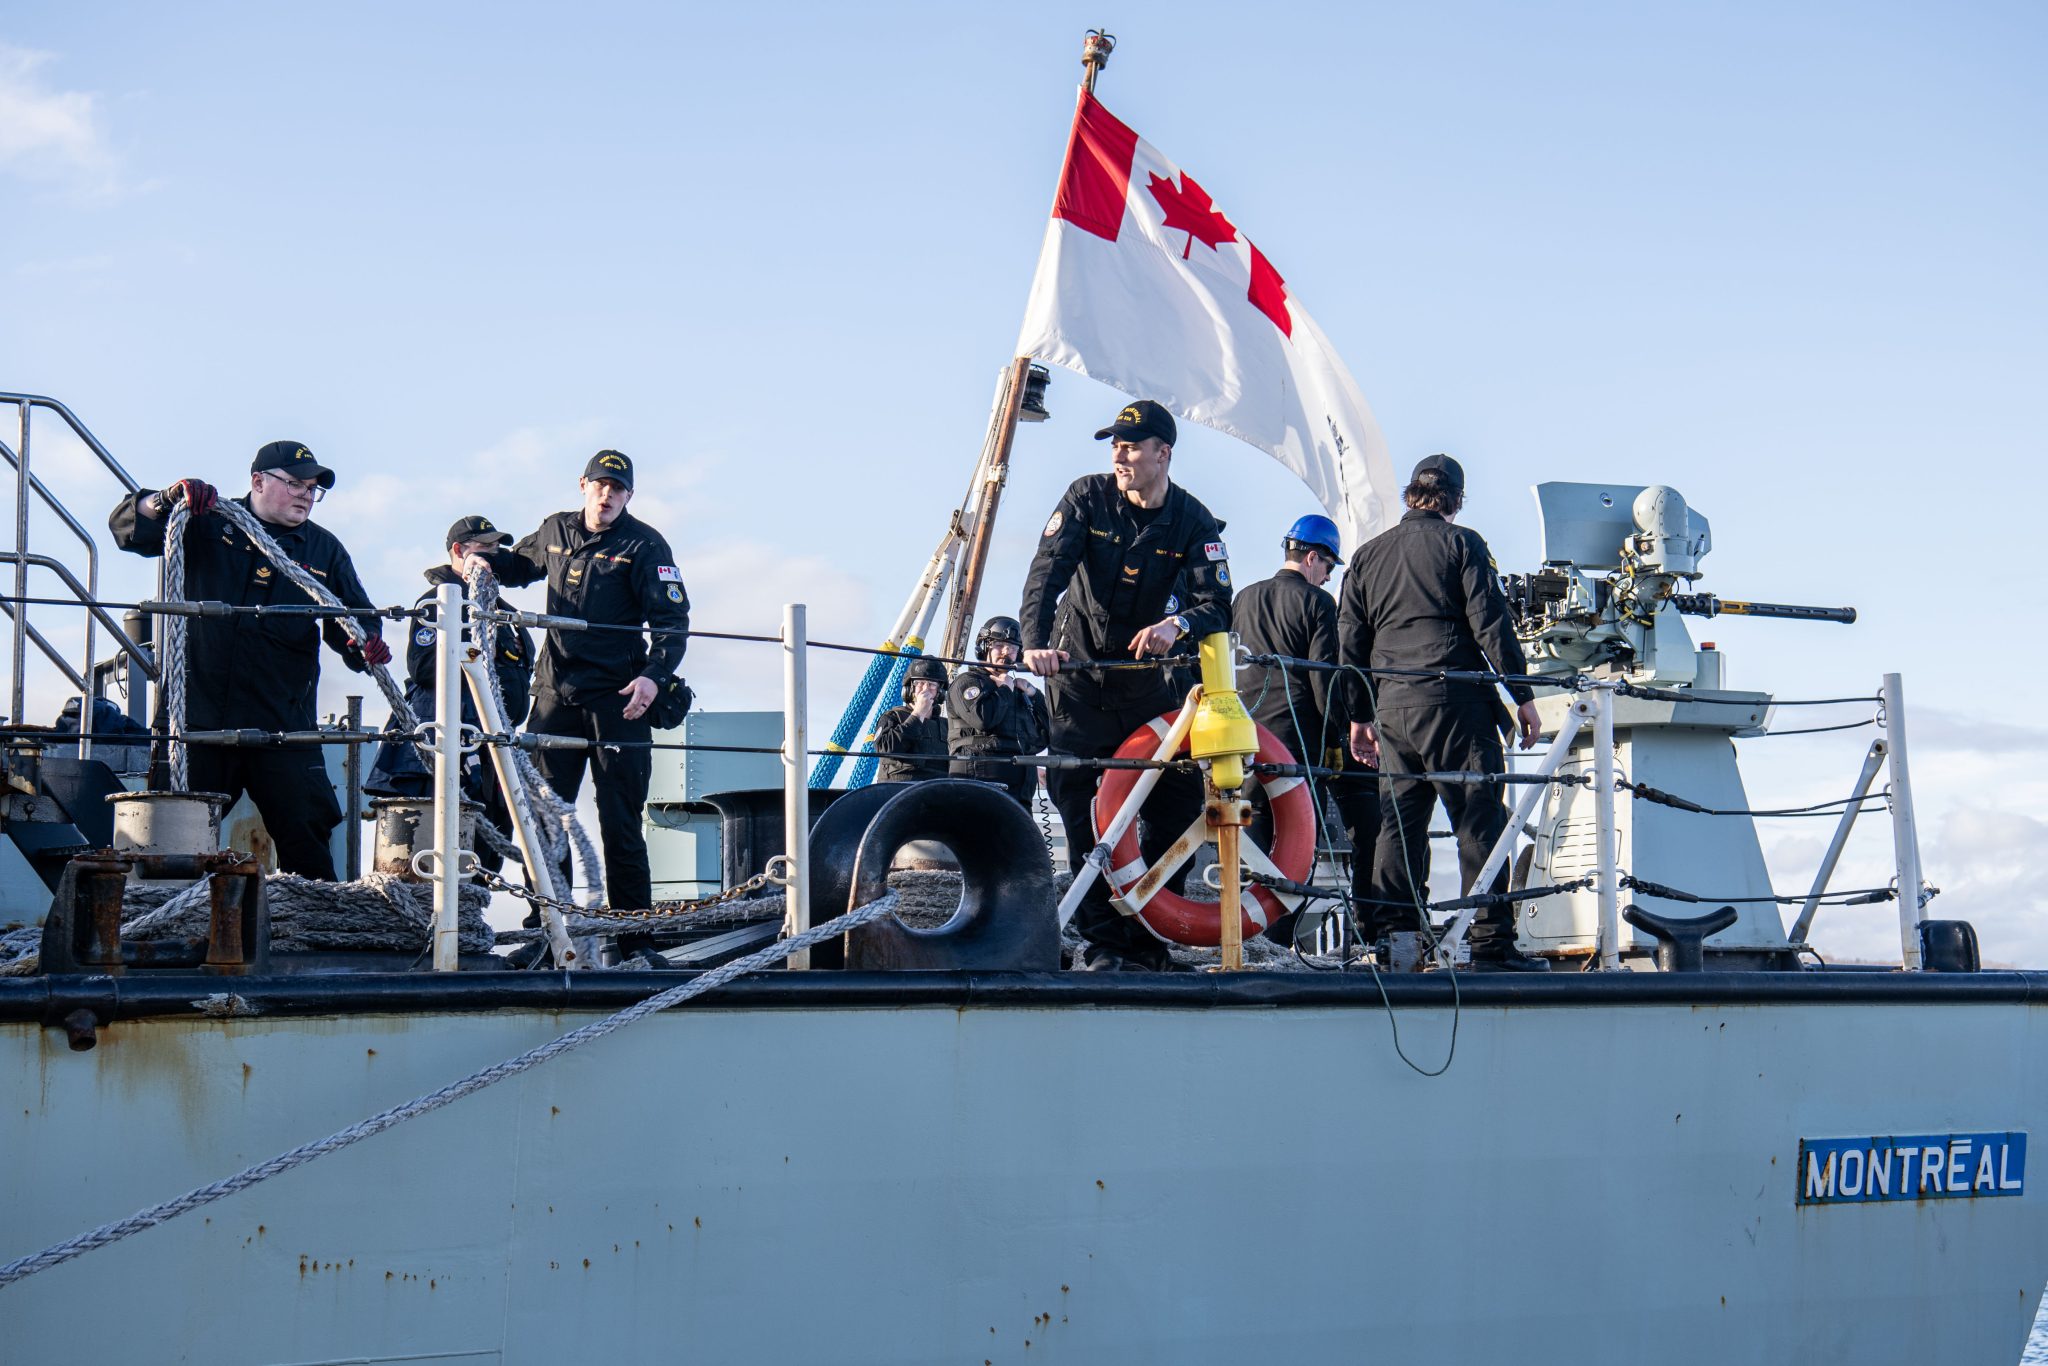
[1284,514,1344,565]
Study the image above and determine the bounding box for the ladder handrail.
[0,601,88,692]
[0,395,148,757]
[0,394,141,493]
[2,553,159,683]
[1,436,106,739]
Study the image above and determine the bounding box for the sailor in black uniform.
[482,450,689,920]
[947,615,1049,806]
[365,516,535,875]
[1021,400,1232,971]
[1231,514,1380,943]
[872,657,952,783]
[109,441,387,879]
[1338,454,1547,971]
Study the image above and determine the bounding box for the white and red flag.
[1016,90,1397,551]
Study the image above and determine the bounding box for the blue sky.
[3,2,2044,959]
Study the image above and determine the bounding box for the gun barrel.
[1673,594,1856,625]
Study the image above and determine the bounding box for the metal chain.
[481,858,788,935]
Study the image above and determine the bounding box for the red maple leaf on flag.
[1147,171,1238,260]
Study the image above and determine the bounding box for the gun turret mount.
[1504,482,1713,686]
[1504,481,1854,687]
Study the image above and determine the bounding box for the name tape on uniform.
[1797,1131,2026,1205]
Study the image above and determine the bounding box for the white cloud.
[0,44,121,195]
[1751,712,2048,965]
[1912,709,2048,755]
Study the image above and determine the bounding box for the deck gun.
[1503,483,1855,687]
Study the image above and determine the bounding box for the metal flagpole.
[939,31,1115,658]
[942,357,1031,659]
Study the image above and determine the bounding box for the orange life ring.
[1091,710,1317,946]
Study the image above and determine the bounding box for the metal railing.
[0,394,147,758]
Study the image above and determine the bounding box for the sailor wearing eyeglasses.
[109,440,387,880]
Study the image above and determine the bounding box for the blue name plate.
[1798,1132,2026,1205]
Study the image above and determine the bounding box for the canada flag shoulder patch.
[1204,541,1228,562]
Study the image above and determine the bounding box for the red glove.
[359,635,392,667]
[164,479,217,515]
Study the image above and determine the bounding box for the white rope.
[0,891,899,1289]
[462,560,604,909]
[161,499,415,791]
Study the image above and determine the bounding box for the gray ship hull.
[6,972,2045,1364]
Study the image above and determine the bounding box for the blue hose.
[848,652,915,789]
[809,645,897,788]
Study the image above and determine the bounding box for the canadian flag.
[1017,90,1397,552]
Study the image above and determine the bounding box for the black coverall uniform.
[109,492,383,879]
[1232,567,1381,934]
[1337,509,1532,951]
[946,665,1049,806]
[485,509,689,912]
[364,565,535,873]
[872,707,949,784]
[1022,474,1231,968]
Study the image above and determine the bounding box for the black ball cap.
[1410,452,1465,493]
[445,515,512,550]
[582,449,634,489]
[1094,399,1177,446]
[251,440,335,490]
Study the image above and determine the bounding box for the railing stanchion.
[1882,672,1926,969]
[430,581,465,972]
[783,603,812,969]
[12,399,30,724]
[343,695,364,881]
[1594,683,1620,971]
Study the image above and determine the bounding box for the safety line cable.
[1,588,1896,710]
[1621,779,1891,819]
[1620,874,1897,907]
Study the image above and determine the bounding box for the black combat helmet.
[975,615,1024,661]
[900,656,949,704]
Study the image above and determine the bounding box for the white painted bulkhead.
[4,995,2044,1365]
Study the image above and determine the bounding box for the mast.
[939,29,1115,659]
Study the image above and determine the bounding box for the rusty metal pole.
[942,356,1032,660]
